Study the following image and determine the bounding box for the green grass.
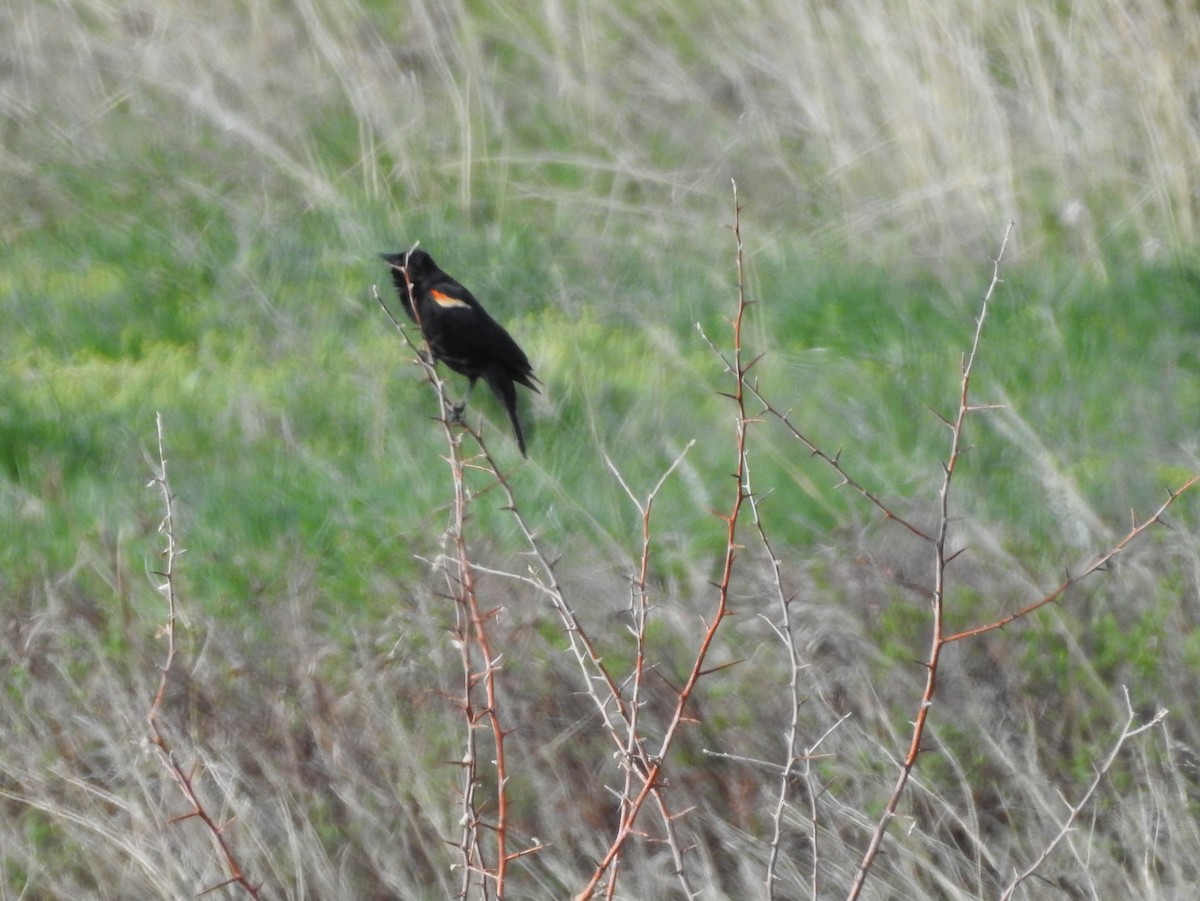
[4,0,1200,898]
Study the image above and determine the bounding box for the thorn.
[944,546,969,565]
[926,405,953,428]
[198,877,244,896]
[699,658,744,677]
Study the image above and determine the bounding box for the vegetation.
[2,0,1199,898]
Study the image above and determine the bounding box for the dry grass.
[5,0,1198,269]
[4,1,1200,898]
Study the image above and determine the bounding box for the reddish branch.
[575,180,757,900]
[377,267,515,897]
[726,216,1197,897]
[944,475,1200,643]
[603,445,699,898]
[843,225,1012,900]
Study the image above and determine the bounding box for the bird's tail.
[485,369,527,457]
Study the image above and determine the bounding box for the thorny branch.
[146,413,262,898]
[844,224,1013,901]
[376,264,513,898]
[998,687,1168,901]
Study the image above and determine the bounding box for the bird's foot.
[445,399,467,424]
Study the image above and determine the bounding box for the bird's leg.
[444,380,476,424]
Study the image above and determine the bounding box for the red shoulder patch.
[430,289,471,310]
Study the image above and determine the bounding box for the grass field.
[3,1,1200,898]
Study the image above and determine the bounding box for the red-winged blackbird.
[380,248,540,456]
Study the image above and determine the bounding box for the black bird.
[380,248,539,456]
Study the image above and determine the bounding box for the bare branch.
[146,414,262,898]
[846,221,1014,901]
[998,687,1168,901]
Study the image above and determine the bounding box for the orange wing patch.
[430,289,471,310]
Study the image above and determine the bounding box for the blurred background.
[3,1,1199,897]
